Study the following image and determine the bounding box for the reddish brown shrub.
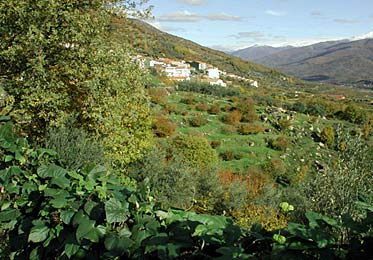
[148,88,167,104]
[196,102,209,111]
[208,104,221,115]
[210,140,222,149]
[152,115,176,137]
[223,110,242,125]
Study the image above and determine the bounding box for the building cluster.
[134,55,259,88]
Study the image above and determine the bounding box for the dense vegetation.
[0,1,373,259]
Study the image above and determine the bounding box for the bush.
[188,114,208,127]
[210,140,222,149]
[181,94,196,105]
[238,124,265,135]
[236,99,258,123]
[219,150,244,161]
[291,101,306,113]
[208,104,221,115]
[320,126,335,147]
[343,105,369,124]
[223,110,242,125]
[163,104,183,115]
[277,118,292,131]
[196,102,209,111]
[152,115,176,137]
[45,124,105,171]
[169,133,219,168]
[148,87,167,104]
[267,136,290,151]
[262,159,289,184]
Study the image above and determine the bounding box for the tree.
[0,0,152,166]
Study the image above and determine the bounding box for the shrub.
[210,140,222,149]
[343,105,369,124]
[268,136,290,151]
[181,94,196,105]
[222,105,231,112]
[169,133,219,168]
[291,101,306,113]
[152,115,176,137]
[163,104,182,115]
[277,118,292,131]
[236,99,258,123]
[196,102,209,111]
[45,124,105,171]
[223,110,242,125]
[208,104,221,115]
[320,126,335,147]
[188,114,208,127]
[262,159,289,184]
[238,124,265,135]
[148,87,167,104]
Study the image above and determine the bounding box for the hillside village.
[134,55,259,88]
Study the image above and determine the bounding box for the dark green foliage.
[177,81,241,97]
[220,151,244,161]
[342,105,369,124]
[291,101,307,113]
[210,140,222,149]
[45,124,105,171]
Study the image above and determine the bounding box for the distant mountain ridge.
[231,37,373,88]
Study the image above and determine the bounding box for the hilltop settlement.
[134,55,259,88]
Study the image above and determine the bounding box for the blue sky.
[141,0,373,50]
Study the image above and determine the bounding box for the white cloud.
[176,0,206,5]
[265,10,287,16]
[334,18,359,24]
[158,10,203,22]
[157,11,242,22]
[206,13,242,21]
[231,31,265,40]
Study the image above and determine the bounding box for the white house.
[210,79,227,87]
[207,68,220,79]
[163,65,191,81]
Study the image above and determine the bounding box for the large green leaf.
[0,208,21,222]
[104,233,133,256]
[105,198,129,223]
[76,219,100,243]
[64,243,80,258]
[28,222,50,243]
[37,164,67,179]
[51,175,70,189]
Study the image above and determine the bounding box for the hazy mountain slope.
[108,17,295,87]
[233,39,373,86]
[231,45,293,61]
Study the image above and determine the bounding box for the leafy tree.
[0,0,152,166]
[320,126,335,148]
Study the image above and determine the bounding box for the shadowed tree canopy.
[0,0,152,166]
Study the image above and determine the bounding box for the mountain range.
[231,37,373,88]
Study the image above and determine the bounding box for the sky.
[140,0,373,51]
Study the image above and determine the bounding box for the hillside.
[109,17,296,87]
[232,39,373,88]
